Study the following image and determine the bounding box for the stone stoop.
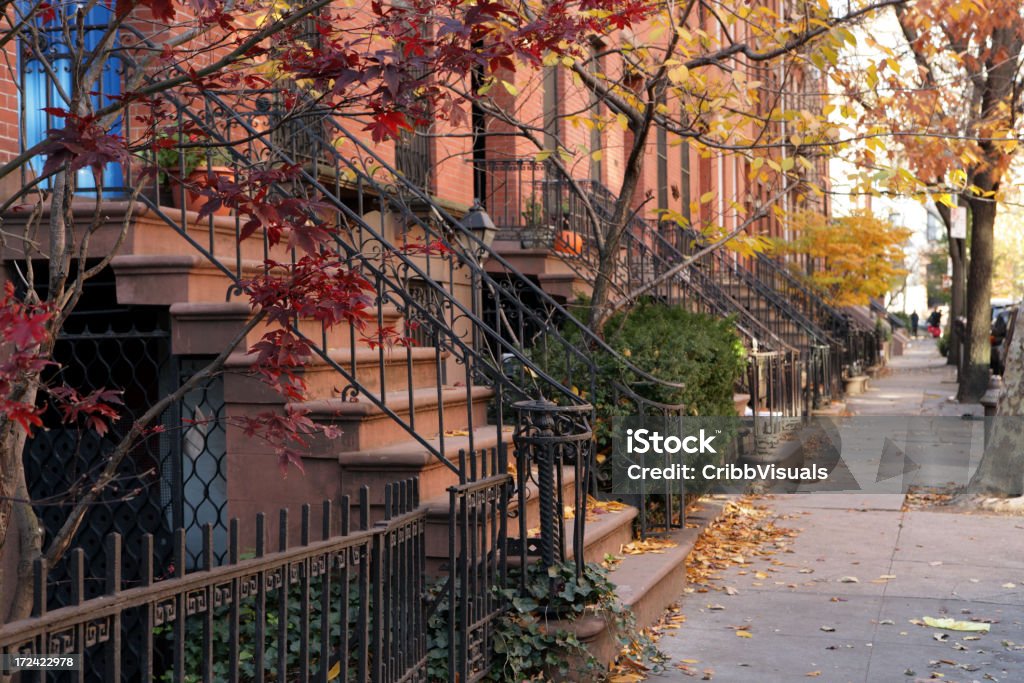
[542,498,729,680]
[169,301,405,356]
[137,244,505,551]
[487,244,594,301]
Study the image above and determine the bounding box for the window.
[19,0,124,193]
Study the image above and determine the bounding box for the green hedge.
[602,302,746,415]
[534,300,747,440]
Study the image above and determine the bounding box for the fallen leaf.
[933,633,949,642]
[735,630,752,638]
[838,576,859,583]
[806,672,821,678]
[923,617,991,633]
[820,625,836,632]
[724,586,739,596]
[621,538,679,555]
[1002,582,1017,589]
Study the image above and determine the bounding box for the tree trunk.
[7,479,43,623]
[958,195,994,402]
[965,303,1024,497]
[0,413,42,624]
[586,130,648,332]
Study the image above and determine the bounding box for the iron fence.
[0,480,429,683]
[444,447,512,683]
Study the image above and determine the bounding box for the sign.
[950,206,967,239]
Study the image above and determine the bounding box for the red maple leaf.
[363,109,412,142]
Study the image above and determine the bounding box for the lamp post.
[456,200,497,371]
[457,200,497,265]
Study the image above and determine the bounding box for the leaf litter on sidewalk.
[685,497,799,593]
[652,497,801,677]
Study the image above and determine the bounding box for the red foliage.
[49,387,124,437]
[38,111,130,177]
[0,283,54,433]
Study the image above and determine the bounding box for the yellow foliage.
[774,210,911,306]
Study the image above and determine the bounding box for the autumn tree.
[830,0,1024,402]
[461,0,909,332]
[773,209,911,306]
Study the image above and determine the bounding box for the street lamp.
[458,200,497,264]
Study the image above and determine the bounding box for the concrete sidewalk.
[652,343,1024,682]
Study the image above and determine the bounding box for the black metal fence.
[0,480,430,683]
[444,448,512,683]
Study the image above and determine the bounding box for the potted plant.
[155,135,235,216]
[520,195,554,248]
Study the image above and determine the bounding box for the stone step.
[169,301,405,356]
[111,254,266,305]
[294,386,495,455]
[336,424,507,511]
[538,498,727,677]
[129,206,284,263]
[606,497,724,629]
[419,474,638,575]
[227,427,505,548]
[418,464,578,569]
[221,346,444,401]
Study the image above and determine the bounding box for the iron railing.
[751,253,880,381]
[474,159,819,466]
[125,74,702,541]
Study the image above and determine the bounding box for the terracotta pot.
[171,166,234,216]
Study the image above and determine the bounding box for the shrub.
[602,302,747,415]
[533,301,746,506]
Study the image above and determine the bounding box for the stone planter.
[844,375,868,395]
[520,225,556,249]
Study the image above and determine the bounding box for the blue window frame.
[20,0,125,193]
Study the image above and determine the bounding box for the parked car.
[990,301,1019,376]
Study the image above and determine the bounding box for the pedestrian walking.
[910,311,919,338]
[927,309,942,337]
